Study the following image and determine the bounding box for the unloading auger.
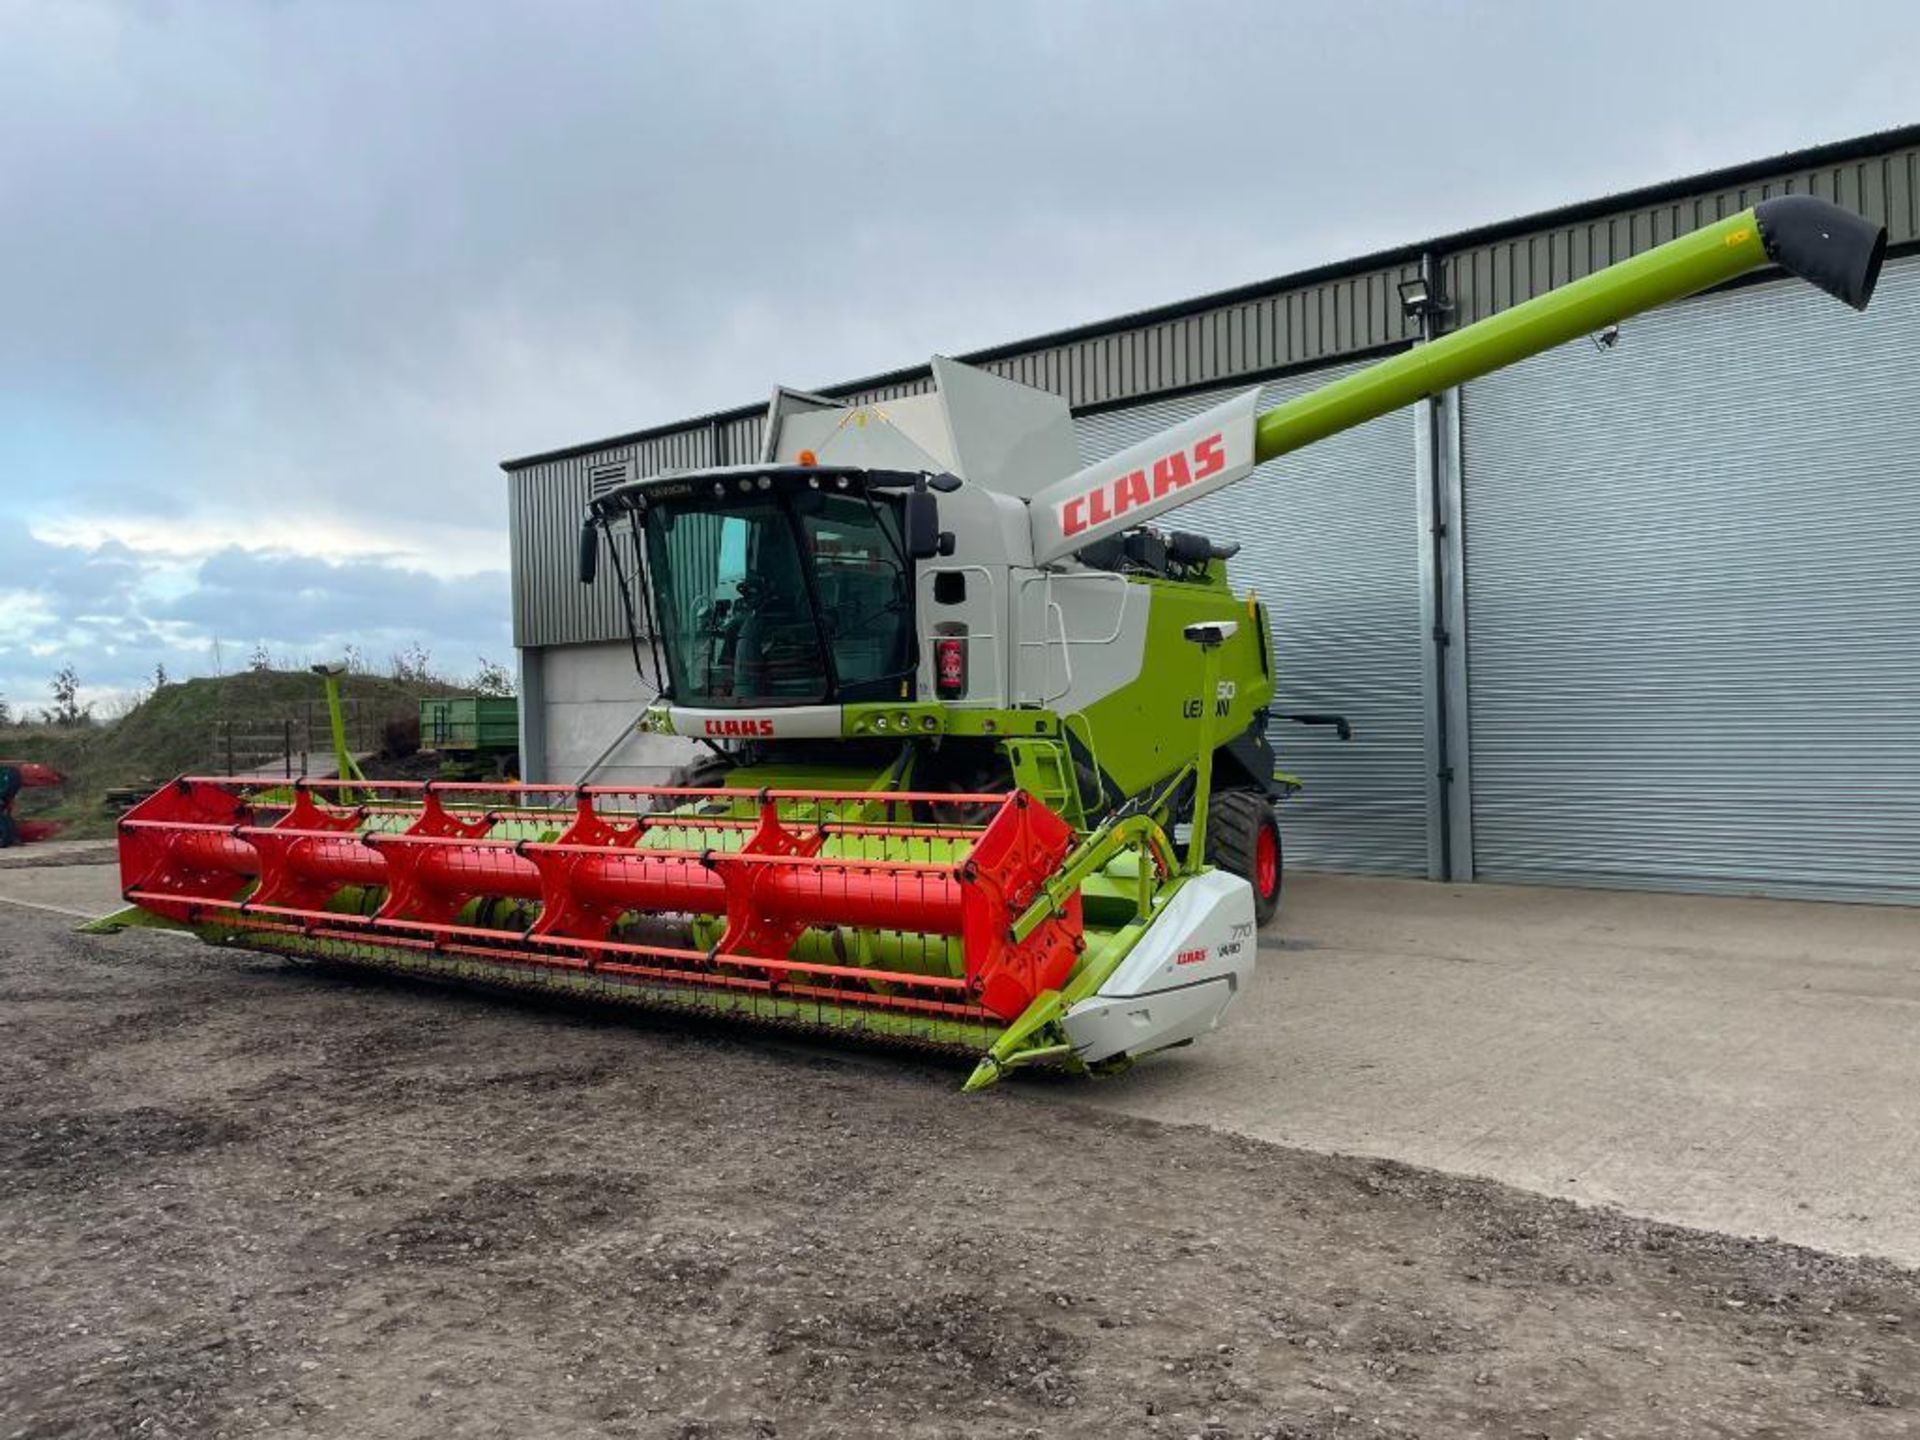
[105,196,1885,1087]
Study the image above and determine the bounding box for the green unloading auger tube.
[1029,195,1886,562]
[1250,196,1883,463]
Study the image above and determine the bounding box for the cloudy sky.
[2,0,1914,713]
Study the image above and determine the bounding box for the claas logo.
[1059,432,1227,538]
[1175,946,1210,966]
[704,718,776,737]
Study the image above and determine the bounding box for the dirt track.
[3,905,1918,1439]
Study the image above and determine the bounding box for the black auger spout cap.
[1754,195,1887,311]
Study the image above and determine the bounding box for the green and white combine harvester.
[108,198,1884,1087]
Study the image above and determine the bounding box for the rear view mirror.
[577,516,599,584]
[904,489,941,560]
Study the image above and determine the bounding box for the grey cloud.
[0,533,507,702]
[160,547,509,650]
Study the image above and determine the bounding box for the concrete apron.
[1066,872,1920,1268]
[6,859,1915,1266]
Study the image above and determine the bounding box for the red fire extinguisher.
[934,623,967,700]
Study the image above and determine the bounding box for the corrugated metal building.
[504,126,1920,905]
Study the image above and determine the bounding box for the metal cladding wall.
[1460,256,1920,902]
[506,126,1920,900]
[1076,366,1428,875]
[510,422,751,648]
[508,129,1919,652]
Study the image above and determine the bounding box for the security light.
[1397,275,1452,320]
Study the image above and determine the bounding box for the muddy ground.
[2,905,1917,1440]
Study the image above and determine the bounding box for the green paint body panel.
[679,560,1276,836]
[1073,571,1272,802]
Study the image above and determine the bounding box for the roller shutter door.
[1076,363,1427,875]
[1460,256,1920,902]
[534,642,695,786]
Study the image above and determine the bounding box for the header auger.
[107,195,1885,1087]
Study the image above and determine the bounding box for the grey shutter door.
[1460,255,1920,902]
[1075,362,1428,875]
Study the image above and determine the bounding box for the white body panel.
[1029,390,1262,564]
[1063,869,1257,1063]
[665,705,845,741]
[928,355,1081,498]
[626,359,1262,732]
[911,487,1031,709]
[1010,568,1147,710]
[778,399,951,474]
[533,642,697,785]
[762,357,1080,500]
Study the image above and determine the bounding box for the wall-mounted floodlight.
[1397,275,1453,321]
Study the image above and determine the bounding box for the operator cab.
[584,465,951,708]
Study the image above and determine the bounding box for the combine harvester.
[105,198,1884,1087]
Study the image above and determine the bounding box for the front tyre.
[1207,788,1282,925]
[665,752,735,790]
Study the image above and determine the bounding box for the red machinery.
[0,762,65,847]
[116,777,1089,1049]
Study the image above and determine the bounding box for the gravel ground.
[2,904,1917,1440]
[0,840,118,871]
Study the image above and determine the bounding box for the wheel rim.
[1254,822,1279,897]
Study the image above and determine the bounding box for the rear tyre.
[1207,788,1282,925]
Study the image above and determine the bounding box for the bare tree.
[153,662,169,690]
[470,656,515,697]
[48,665,91,727]
[249,641,273,673]
[389,641,435,683]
